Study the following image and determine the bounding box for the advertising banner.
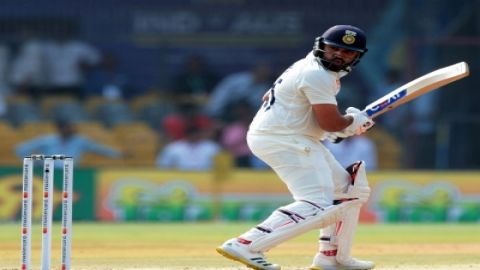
[0,167,96,221]
[96,169,290,221]
[97,169,480,223]
[3,167,479,223]
[366,171,480,222]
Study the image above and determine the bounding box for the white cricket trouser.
[247,133,350,207]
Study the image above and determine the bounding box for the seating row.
[3,94,179,128]
[0,120,162,167]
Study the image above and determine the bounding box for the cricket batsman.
[216,25,375,270]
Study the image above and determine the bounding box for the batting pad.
[321,161,369,262]
[249,199,361,252]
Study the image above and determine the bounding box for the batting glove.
[344,107,375,136]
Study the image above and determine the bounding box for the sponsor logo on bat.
[366,89,407,116]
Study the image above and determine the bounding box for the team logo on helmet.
[342,30,357,45]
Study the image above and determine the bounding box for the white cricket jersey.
[249,52,344,140]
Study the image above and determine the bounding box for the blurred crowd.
[0,30,405,171]
[0,31,282,170]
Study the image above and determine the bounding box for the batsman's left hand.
[322,131,349,143]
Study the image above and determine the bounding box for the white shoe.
[216,238,281,270]
[310,251,374,270]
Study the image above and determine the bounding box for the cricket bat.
[334,61,469,142]
[365,61,469,119]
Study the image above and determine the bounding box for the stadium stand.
[0,120,23,165]
[5,96,43,127]
[112,122,161,167]
[41,95,90,122]
[75,121,125,167]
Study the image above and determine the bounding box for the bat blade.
[365,61,469,118]
[333,62,469,144]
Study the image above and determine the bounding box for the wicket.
[21,154,74,270]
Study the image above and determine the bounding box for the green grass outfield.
[1,222,480,270]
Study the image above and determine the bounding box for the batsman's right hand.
[343,107,375,136]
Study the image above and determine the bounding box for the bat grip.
[333,109,373,144]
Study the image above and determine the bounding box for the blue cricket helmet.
[313,25,368,71]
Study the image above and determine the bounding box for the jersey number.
[263,79,282,111]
